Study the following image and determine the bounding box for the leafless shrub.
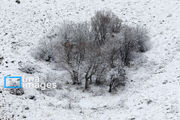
[134,27,150,52]
[101,32,124,68]
[34,38,56,62]
[18,62,38,74]
[9,83,24,96]
[57,22,92,85]
[83,45,108,88]
[120,25,150,66]
[91,10,122,46]
[108,67,126,92]
[33,26,60,62]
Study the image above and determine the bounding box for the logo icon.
[4,76,22,88]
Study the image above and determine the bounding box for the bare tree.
[119,25,149,66]
[57,22,92,85]
[108,66,126,92]
[101,32,124,68]
[91,10,122,46]
[85,47,108,87]
[83,47,100,89]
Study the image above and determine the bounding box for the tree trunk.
[109,84,112,92]
[89,75,93,84]
[85,77,89,89]
[72,71,78,85]
[95,77,101,85]
[85,73,89,89]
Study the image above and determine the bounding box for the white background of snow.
[0,0,180,119]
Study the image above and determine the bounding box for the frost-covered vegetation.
[1,0,180,119]
[35,10,150,92]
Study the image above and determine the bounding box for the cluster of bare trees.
[35,10,150,92]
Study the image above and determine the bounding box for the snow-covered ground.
[0,0,180,119]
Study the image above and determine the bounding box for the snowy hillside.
[0,0,180,119]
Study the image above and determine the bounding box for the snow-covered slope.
[0,0,180,119]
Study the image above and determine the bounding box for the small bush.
[119,25,150,66]
[91,10,122,45]
[34,38,56,62]
[108,67,126,92]
[9,83,24,96]
[33,26,60,62]
[134,27,150,52]
[18,62,38,74]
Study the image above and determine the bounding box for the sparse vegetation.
[9,83,24,96]
[18,62,37,74]
[34,10,150,92]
